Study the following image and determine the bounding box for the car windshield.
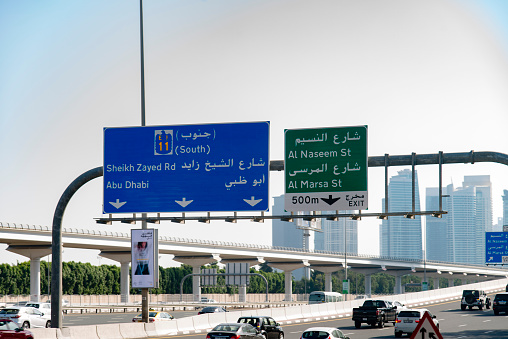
[213,324,240,332]
[398,311,421,318]
[362,300,385,308]
[26,303,39,308]
[302,331,330,339]
[309,294,325,302]
[0,309,19,315]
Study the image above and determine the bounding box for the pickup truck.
[352,299,398,328]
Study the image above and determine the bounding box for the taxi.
[132,311,174,323]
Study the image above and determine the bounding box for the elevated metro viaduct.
[1,222,507,303]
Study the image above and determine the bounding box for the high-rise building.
[379,169,422,259]
[315,211,358,254]
[425,187,448,261]
[426,175,493,265]
[272,195,305,249]
[444,176,492,265]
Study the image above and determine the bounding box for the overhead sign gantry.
[103,121,270,213]
[284,125,368,211]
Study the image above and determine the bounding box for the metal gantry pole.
[139,0,150,324]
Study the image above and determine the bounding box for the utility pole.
[139,0,149,323]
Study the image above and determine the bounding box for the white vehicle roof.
[303,327,341,332]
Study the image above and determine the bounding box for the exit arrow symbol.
[321,195,340,206]
[420,327,427,339]
[244,196,263,207]
[175,197,193,208]
[109,199,127,209]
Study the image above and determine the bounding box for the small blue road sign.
[103,122,269,213]
[486,232,508,264]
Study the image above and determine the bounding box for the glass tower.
[379,169,422,259]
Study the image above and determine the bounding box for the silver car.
[0,307,51,328]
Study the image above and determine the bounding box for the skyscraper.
[444,176,492,265]
[379,169,422,259]
[426,175,493,265]
[314,211,358,254]
[425,187,448,261]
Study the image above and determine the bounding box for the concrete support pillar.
[30,257,41,302]
[284,271,293,302]
[7,245,52,303]
[192,265,201,302]
[448,278,454,287]
[173,255,221,302]
[120,262,130,303]
[99,251,131,304]
[267,261,308,302]
[365,274,372,297]
[433,277,440,290]
[239,284,247,302]
[394,274,403,295]
[325,272,332,292]
[309,265,342,293]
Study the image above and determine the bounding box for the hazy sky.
[2,0,508,266]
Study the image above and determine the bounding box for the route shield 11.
[103,121,269,213]
[284,126,368,211]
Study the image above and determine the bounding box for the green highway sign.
[284,125,368,211]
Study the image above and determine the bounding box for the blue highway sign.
[103,122,269,213]
[486,232,508,264]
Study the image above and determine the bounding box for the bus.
[308,291,343,304]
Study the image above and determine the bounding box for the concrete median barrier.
[270,307,287,322]
[61,325,99,339]
[208,312,227,328]
[176,315,196,333]
[119,322,147,338]
[29,328,63,339]
[153,320,179,336]
[284,305,302,320]
[192,314,211,331]
[96,323,123,339]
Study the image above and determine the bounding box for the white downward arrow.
[175,197,193,208]
[109,199,127,209]
[244,196,262,207]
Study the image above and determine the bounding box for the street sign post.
[103,121,269,213]
[284,126,367,211]
[486,232,508,264]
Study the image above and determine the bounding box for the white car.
[25,302,52,315]
[394,308,439,338]
[300,327,350,339]
[0,307,51,328]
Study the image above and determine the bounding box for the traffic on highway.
[55,291,508,338]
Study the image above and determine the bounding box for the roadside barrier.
[30,278,508,339]
[119,323,147,338]
[29,328,63,339]
[96,323,123,339]
[61,325,100,339]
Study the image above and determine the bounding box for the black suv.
[493,292,508,315]
[461,289,491,310]
[237,316,284,339]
